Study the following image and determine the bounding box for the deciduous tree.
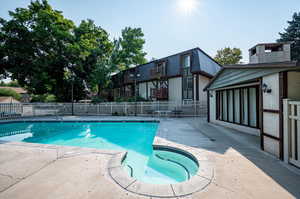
[214,47,242,65]
[118,27,147,70]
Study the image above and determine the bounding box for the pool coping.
[0,119,160,124]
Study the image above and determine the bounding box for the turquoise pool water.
[0,121,198,184]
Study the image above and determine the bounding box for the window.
[216,86,259,128]
[265,44,283,53]
[183,55,191,68]
[183,76,193,99]
[150,88,156,98]
[182,54,193,99]
[251,48,257,56]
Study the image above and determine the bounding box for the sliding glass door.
[216,86,259,128]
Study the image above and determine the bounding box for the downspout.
[279,71,288,161]
[207,90,210,123]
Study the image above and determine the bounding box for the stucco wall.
[209,90,216,122]
[168,77,182,102]
[148,81,157,100]
[262,73,280,157]
[250,44,291,64]
[199,75,210,102]
[138,82,147,99]
[263,73,279,110]
[263,112,279,137]
[264,136,280,157]
[288,71,300,100]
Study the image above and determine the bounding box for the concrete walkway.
[0,116,299,198]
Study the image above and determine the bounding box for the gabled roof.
[204,61,300,91]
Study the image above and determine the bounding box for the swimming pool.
[0,121,198,184]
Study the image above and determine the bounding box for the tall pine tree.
[277,12,300,61]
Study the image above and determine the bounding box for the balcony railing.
[150,88,168,100]
[123,75,134,84]
[150,65,167,79]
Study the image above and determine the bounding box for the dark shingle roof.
[112,47,222,84]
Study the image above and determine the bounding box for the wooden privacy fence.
[283,99,300,168]
[0,101,207,119]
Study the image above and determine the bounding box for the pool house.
[204,42,300,168]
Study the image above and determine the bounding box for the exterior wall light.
[262,83,272,93]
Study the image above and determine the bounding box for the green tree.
[89,41,119,95]
[69,19,113,97]
[118,27,147,70]
[214,47,242,65]
[0,1,148,101]
[277,12,300,61]
[0,0,75,101]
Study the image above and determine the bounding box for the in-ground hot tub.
[109,145,213,198]
[122,145,199,184]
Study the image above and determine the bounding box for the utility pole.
[130,72,140,116]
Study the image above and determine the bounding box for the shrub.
[31,94,56,102]
[115,96,149,102]
[0,88,21,100]
[91,96,107,104]
[44,94,56,102]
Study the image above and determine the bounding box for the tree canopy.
[277,12,300,61]
[117,27,147,70]
[0,0,147,102]
[214,47,242,65]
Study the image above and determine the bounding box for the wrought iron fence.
[0,101,207,119]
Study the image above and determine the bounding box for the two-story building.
[111,48,222,103]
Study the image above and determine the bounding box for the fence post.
[193,101,197,117]
[141,102,143,116]
[111,103,113,115]
[33,104,35,117]
[283,98,290,163]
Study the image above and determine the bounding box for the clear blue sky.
[1,0,300,63]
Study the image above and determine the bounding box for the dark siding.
[191,49,201,73]
[111,48,221,86]
[166,53,181,77]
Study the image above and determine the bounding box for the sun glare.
[177,0,199,15]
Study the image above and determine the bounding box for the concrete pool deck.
[0,116,299,198]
